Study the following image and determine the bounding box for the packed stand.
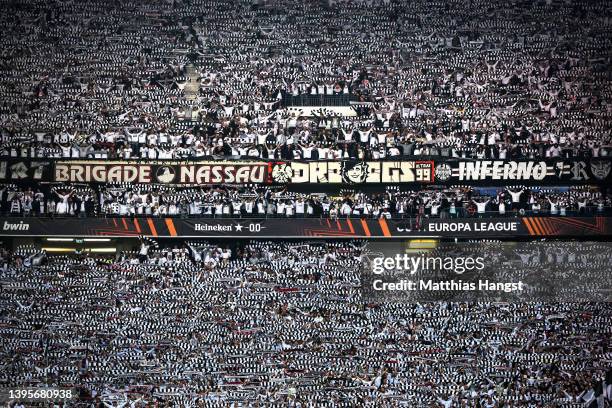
[0,0,611,161]
[0,240,610,406]
[1,183,610,219]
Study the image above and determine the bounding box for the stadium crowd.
[0,240,610,406]
[1,0,612,405]
[1,0,611,161]
[1,183,610,218]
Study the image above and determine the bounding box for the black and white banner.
[0,160,52,182]
[269,160,434,184]
[0,158,610,185]
[433,158,612,184]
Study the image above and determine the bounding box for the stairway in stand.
[184,64,200,102]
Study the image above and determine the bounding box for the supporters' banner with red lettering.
[1,217,611,238]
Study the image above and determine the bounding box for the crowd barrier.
[2,216,611,238]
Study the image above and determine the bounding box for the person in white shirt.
[138,240,150,262]
[306,200,315,217]
[300,143,315,159]
[295,199,305,217]
[472,198,490,217]
[276,201,286,217]
[222,202,231,217]
[232,200,242,216]
[547,197,559,215]
[214,202,223,217]
[340,201,352,217]
[497,198,507,215]
[507,188,524,210]
[257,200,266,215]
[244,200,254,216]
[546,144,560,158]
[285,201,294,217]
[388,146,400,156]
